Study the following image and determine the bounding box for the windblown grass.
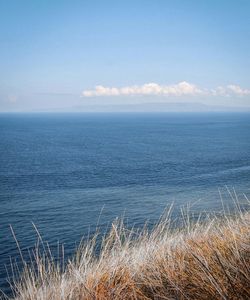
[4,205,250,300]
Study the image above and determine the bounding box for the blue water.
[0,112,250,294]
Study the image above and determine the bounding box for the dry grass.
[4,206,250,300]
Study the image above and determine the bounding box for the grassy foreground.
[6,209,250,300]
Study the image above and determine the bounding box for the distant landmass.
[68,102,250,113]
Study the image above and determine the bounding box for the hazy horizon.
[1,102,250,113]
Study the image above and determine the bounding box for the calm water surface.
[0,112,250,294]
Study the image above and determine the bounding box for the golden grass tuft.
[4,208,250,300]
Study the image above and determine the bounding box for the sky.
[0,0,250,112]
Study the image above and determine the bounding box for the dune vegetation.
[4,203,250,300]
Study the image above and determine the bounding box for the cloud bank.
[82,81,203,97]
[212,85,250,96]
[82,81,250,98]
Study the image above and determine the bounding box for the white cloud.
[82,81,204,97]
[212,85,250,97]
[227,85,250,96]
[81,81,250,98]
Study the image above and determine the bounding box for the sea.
[0,112,250,295]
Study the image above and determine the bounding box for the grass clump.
[3,206,250,300]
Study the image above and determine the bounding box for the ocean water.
[0,112,250,294]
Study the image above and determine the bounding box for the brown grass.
[5,208,250,300]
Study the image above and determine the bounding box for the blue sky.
[1,0,250,111]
